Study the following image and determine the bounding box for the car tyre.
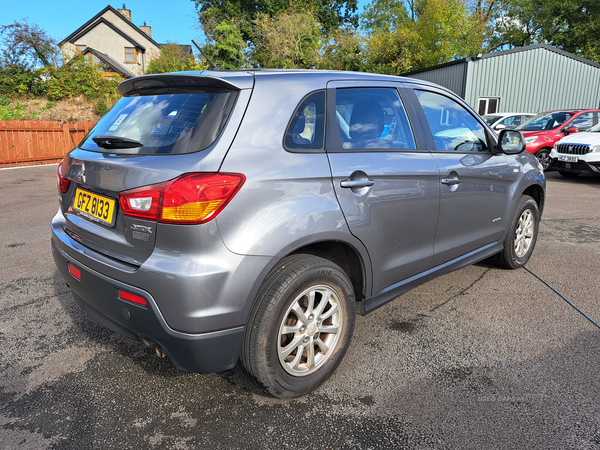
[495,195,539,269]
[535,148,552,171]
[558,170,579,178]
[241,254,355,398]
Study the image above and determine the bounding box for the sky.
[1,0,369,48]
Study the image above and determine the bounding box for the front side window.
[516,112,575,131]
[415,90,489,152]
[334,88,415,150]
[80,88,238,155]
[284,91,325,151]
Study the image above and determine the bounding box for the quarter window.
[125,47,136,62]
[416,90,489,152]
[334,88,415,150]
[284,91,325,151]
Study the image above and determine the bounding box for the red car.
[515,109,600,170]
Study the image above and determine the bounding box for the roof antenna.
[191,39,219,70]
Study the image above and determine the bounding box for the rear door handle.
[340,180,375,189]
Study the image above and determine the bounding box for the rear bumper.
[52,238,244,373]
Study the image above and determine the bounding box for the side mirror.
[495,124,506,131]
[564,126,579,135]
[498,129,526,154]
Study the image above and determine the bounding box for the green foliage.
[203,21,245,69]
[194,0,358,44]
[0,96,55,120]
[364,26,424,74]
[146,43,199,74]
[45,55,119,104]
[319,27,365,71]
[0,66,49,97]
[251,9,323,68]
[0,96,27,120]
[0,19,60,69]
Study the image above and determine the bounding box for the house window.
[125,47,136,63]
[76,45,87,54]
[478,98,499,115]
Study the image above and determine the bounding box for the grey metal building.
[405,44,600,115]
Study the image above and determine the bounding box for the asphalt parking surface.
[1,165,600,449]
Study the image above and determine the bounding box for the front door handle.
[340,180,375,189]
[441,178,461,185]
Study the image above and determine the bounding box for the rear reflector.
[68,263,81,280]
[119,290,148,307]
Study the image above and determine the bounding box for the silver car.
[52,70,545,398]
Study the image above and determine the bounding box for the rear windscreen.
[79,88,238,155]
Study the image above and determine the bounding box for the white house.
[59,4,191,79]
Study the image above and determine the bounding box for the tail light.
[119,172,245,224]
[57,160,70,194]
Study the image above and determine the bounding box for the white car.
[550,122,600,177]
[482,113,535,133]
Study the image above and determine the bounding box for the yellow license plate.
[73,188,116,226]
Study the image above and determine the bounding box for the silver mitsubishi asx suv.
[52,70,545,398]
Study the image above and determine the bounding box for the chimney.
[118,4,131,21]
[140,21,152,38]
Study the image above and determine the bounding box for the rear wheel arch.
[289,241,367,303]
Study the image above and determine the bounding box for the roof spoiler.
[118,72,248,96]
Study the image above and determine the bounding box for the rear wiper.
[92,135,143,149]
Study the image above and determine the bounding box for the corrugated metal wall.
[407,62,467,97]
[464,47,600,113]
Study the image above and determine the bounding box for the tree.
[251,9,323,68]
[483,0,600,62]
[361,0,484,72]
[0,19,60,69]
[364,25,424,74]
[192,0,358,45]
[550,0,599,62]
[413,0,483,67]
[203,21,245,69]
[0,19,60,97]
[319,26,365,72]
[146,43,198,74]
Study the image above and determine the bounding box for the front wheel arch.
[495,195,540,269]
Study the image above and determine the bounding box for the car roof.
[538,109,600,114]
[118,69,442,95]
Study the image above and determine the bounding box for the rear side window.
[334,88,415,150]
[80,88,238,155]
[284,91,325,151]
[415,90,489,152]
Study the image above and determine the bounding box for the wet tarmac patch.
[540,219,600,244]
[389,315,426,334]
